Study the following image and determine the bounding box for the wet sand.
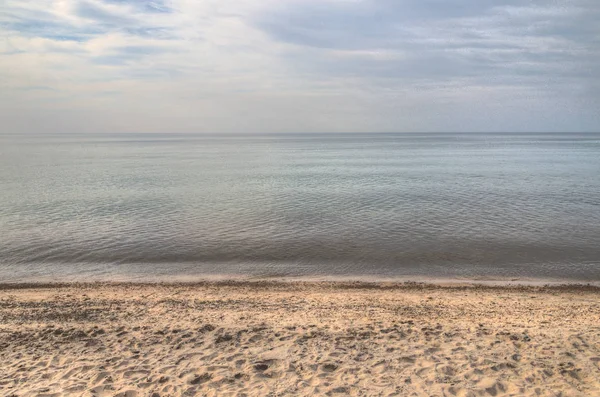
[1,281,599,396]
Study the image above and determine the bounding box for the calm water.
[1,133,599,283]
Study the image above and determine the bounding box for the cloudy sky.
[1,0,599,133]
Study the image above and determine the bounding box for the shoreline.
[2,275,600,290]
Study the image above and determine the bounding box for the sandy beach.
[1,281,599,397]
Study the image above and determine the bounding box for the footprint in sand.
[322,363,338,373]
[190,373,212,385]
[113,390,138,397]
[254,361,272,372]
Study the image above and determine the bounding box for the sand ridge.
[1,282,599,396]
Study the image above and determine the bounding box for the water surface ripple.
[1,133,599,282]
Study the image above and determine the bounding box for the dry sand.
[1,281,599,397]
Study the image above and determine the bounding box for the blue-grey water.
[1,133,599,283]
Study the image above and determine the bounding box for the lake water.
[1,133,599,283]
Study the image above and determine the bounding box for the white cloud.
[0,0,598,133]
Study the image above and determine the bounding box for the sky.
[1,0,599,133]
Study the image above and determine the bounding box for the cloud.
[0,0,599,132]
